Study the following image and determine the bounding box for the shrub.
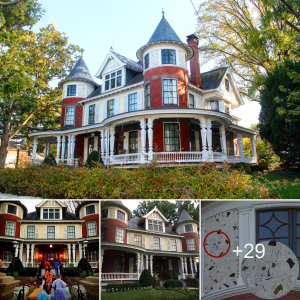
[64,267,81,277]
[79,271,93,278]
[250,164,266,172]
[18,267,38,277]
[0,269,7,273]
[139,269,155,287]
[7,257,24,274]
[85,151,104,168]
[230,162,251,173]
[42,153,57,166]
[93,269,99,274]
[163,279,183,288]
[77,258,93,272]
[195,269,199,279]
[105,282,141,290]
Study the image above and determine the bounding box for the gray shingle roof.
[199,67,228,90]
[112,51,142,72]
[23,211,79,220]
[177,210,194,223]
[148,17,182,43]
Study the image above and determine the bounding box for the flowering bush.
[0,162,288,199]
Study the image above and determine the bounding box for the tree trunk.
[0,120,10,168]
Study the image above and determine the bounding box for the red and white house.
[29,16,257,167]
[101,201,199,285]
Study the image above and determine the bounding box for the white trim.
[142,207,170,223]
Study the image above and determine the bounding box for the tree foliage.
[132,200,199,226]
[42,152,56,166]
[85,150,104,168]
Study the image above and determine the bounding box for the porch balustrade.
[101,273,138,281]
[154,151,203,163]
[110,153,143,165]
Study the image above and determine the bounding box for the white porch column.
[44,143,47,157]
[26,244,30,266]
[184,257,188,276]
[136,253,140,279]
[19,243,23,260]
[147,118,154,161]
[67,135,72,164]
[220,125,227,157]
[101,249,104,270]
[145,255,149,270]
[237,133,244,162]
[180,257,186,279]
[200,119,207,161]
[31,244,35,265]
[72,244,76,264]
[100,129,105,161]
[105,128,110,163]
[32,138,38,161]
[71,135,76,164]
[206,119,213,161]
[140,119,146,163]
[15,245,19,258]
[68,244,71,264]
[251,136,257,163]
[189,256,194,278]
[110,126,115,159]
[150,255,153,275]
[61,136,66,162]
[56,136,61,164]
[79,242,83,260]
[193,257,198,273]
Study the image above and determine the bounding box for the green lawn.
[250,171,300,199]
[101,290,189,300]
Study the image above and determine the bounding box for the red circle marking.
[203,231,231,258]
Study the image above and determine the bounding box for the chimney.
[167,222,172,229]
[187,34,202,88]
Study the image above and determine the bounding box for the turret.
[59,57,99,128]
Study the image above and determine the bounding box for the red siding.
[180,122,190,151]
[187,35,202,88]
[0,214,21,237]
[61,97,84,128]
[153,121,164,152]
[82,214,99,238]
[226,291,300,300]
[181,232,199,253]
[101,219,127,244]
[144,66,189,108]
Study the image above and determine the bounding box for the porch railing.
[111,153,142,165]
[101,273,138,281]
[154,152,203,163]
[213,152,227,162]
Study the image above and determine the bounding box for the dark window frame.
[129,131,138,154]
[145,82,151,108]
[144,53,150,69]
[225,78,230,92]
[67,85,76,96]
[4,246,13,262]
[101,227,107,242]
[107,99,115,117]
[7,205,17,215]
[47,226,55,239]
[189,129,196,152]
[185,224,193,232]
[87,221,97,237]
[86,205,95,215]
[187,238,196,251]
[89,104,95,125]
[189,94,195,108]
[114,254,124,272]
[67,226,75,239]
[27,225,35,239]
[87,137,94,156]
[162,49,176,64]
[101,209,108,219]
[117,210,125,222]
[65,106,76,126]
[128,93,138,112]
[5,221,15,237]
[104,70,122,91]
[163,79,178,105]
[164,123,180,152]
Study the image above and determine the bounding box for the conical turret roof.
[173,209,199,229]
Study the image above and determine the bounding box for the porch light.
[195,257,199,263]
[83,239,88,248]
[50,245,52,248]
[13,240,19,248]
[91,133,95,137]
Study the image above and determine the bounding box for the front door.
[46,251,55,268]
[154,263,164,280]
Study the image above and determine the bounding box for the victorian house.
[101,201,199,285]
[29,15,257,167]
[0,200,99,270]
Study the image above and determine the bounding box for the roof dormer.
[35,200,67,220]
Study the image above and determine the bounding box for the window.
[107,99,115,117]
[162,49,176,64]
[187,238,196,251]
[65,107,75,126]
[189,94,195,108]
[225,103,230,114]
[128,93,137,112]
[101,227,107,242]
[87,222,97,237]
[86,205,95,215]
[148,220,163,232]
[144,53,150,69]
[67,226,75,239]
[43,209,60,219]
[225,78,230,92]
[114,254,123,272]
[185,224,193,232]
[47,226,55,239]
[101,209,108,219]
[164,123,180,152]
[163,79,178,105]
[129,131,138,154]
[4,247,13,261]
[145,82,151,108]
[5,221,15,236]
[89,250,98,262]
[210,101,219,111]
[153,237,160,250]
[190,130,196,152]
[171,260,179,277]
[27,226,35,239]
[67,85,76,96]
[117,210,125,222]
[170,239,177,251]
[226,134,234,155]
[88,137,94,156]
[116,228,124,243]
[213,128,222,152]
[89,104,95,124]
[104,70,122,91]
[7,205,17,215]
[134,234,142,247]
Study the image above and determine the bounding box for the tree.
[195,0,300,99]
[64,200,83,214]
[259,60,300,167]
[85,150,104,168]
[132,200,199,226]
[0,25,81,167]
[42,153,56,166]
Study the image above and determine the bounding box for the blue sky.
[33,0,260,128]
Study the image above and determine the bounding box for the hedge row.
[105,282,141,290]
[0,162,276,199]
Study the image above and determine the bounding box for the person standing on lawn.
[54,260,59,276]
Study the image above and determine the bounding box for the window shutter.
[55,226,59,239]
[168,260,173,270]
[137,91,143,110]
[95,103,100,123]
[124,94,128,113]
[123,132,129,153]
[103,100,107,119]
[75,225,79,238]
[84,138,88,161]
[167,239,171,251]
[35,225,39,239]
[44,226,47,239]
[130,234,134,245]
[137,131,141,153]
[85,105,89,125]
[176,240,180,252]
[150,237,153,250]
[195,131,200,151]
[195,95,199,108]
[94,136,98,151]
[23,225,27,238]
[64,226,67,239]
[129,258,133,273]
[142,235,145,248]
[160,238,164,251]
[114,97,120,115]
